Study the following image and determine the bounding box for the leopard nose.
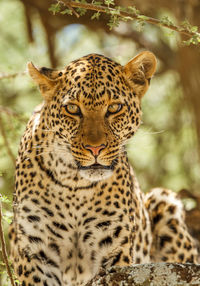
[84,144,106,156]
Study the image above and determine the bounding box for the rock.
[86,263,200,286]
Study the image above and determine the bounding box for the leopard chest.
[17,178,135,283]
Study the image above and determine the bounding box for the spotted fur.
[10,52,198,286]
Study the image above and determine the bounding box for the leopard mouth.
[78,163,113,170]
[77,161,118,181]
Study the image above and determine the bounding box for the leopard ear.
[27,62,59,101]
[123,51,157,98]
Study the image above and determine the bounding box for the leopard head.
[28,52,156,181]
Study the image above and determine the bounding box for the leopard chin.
[79,167,113,181]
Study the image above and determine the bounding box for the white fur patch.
[79,168,113,181]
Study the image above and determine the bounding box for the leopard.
[9,51,198,286]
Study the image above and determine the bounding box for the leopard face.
[28,52,156,181]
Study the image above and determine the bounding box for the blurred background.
[0,0,200,284]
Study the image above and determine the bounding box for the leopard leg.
[145,188,198,263]
[11,251,63,286]
[9,227,63,286]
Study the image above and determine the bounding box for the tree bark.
[86,263,200,286]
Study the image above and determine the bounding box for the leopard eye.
[64,104,81,115]
[107,103,122,114]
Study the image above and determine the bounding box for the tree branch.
[0,115,16,166]
[0,196,16,286]
[59,0,200,44]
[0,71,27,80]
[0,106,28,123]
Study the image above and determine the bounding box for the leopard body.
[10,52,198,286]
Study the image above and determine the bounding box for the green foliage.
[48,3,61,15]
[0,195,10,204]
[91,11,101,20]
[126,6,139,15]
[92,1,103,5]
[76,7,87,16]
[183,35,200,46]
[137,15,150,21]
[0,259,20,286]
[104,0,115,5]
[61,8,73,15]
[160,15,174,27]
[181,20,199,33]
[0,195,12,224]
[49,1,200,45]
[181,22,200,45]
[0,7,49,284]
[0,195,14,285]
[107,7,121,29]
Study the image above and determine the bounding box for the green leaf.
[3,215,12,224]
[110,9,120,16]
[91,11,101,20]
[120,16,133,22]
[137,15,150,21]
[92,0,103,5]
[127,6,139,15]
[76,8,87,16]
[107,14,120,30]
[181,20,199,35]
[61,8,73,15]
[48,3,61,15]
[104,0,115,6]
[0,195,10,204]
[181,20,191,30]
[190,26,198,33]
[183,34,200,46]
[161,16,174,27]
[136,20,145,31]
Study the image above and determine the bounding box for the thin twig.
[0,115,16,166]
[0,106,28,123]
[0,71,27,80]
[0,196,16,286]
[60,0,200,41]
[58,0,80,17]
[67,5,80,18]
